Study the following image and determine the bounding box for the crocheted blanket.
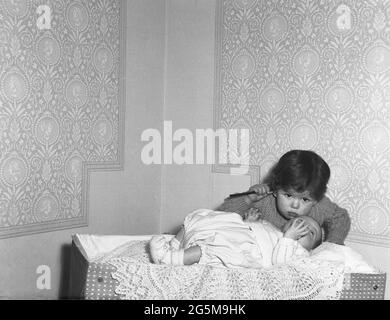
[102,241,346,300]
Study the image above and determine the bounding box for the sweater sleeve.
[215,195,252,216]
[272,237,309,265]
[323,202,351,245]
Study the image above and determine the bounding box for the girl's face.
[275,188,317,220]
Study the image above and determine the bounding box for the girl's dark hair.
[265,150,330,201]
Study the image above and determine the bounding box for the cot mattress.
[68,234,386,300]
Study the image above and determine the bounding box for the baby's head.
[283,216,322,251]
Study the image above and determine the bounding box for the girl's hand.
[247,184,271,202]
[243,208,262,222]
[284,219,309,240]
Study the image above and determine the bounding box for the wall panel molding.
[0,0,126,238]
[213,0,390,247]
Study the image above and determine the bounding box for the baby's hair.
[313,232,323,250]
[311,223,323,250]
[265,150,330,201]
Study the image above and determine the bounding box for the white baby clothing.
[247,220,309,267]
[181,209,309,268]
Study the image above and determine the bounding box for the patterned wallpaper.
[0,0,125,238]
[214,0,390,247]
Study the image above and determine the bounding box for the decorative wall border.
[213,0,253,183]
[212,164,261,186]
[0,0,126,238]
[212,0,390,247]
[212,1,261,188]
[212,0,224,138]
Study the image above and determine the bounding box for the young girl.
[150,208,322,268]
[217,150,351,245]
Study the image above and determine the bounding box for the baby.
[150,209,322,268]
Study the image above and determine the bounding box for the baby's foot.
[149,235,171,264]
[169,237,180,250]
[150,235,184,265]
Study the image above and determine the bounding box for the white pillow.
[310,242,377,274]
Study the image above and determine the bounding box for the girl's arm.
[323,205,351,245]
[216,184,271,217]
[314,196,351,245]
[215,195,253,216]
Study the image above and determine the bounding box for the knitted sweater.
[216,194,351,245]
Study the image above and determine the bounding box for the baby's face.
[284,216,322,250]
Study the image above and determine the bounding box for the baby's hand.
[243,208,262,222]
[284,219,309,240]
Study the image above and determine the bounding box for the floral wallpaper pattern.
[214,0,390,246]
[0,0,125,238]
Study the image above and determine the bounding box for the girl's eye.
[285,193,292,198]
[303,198,311,202]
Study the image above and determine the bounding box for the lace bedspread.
[103,240,346,300]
